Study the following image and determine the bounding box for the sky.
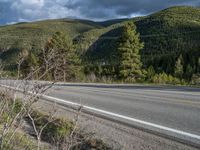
[0,0,200,25]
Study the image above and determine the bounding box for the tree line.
[14,21,200,85]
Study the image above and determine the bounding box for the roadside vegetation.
[0,39,111,149]
[0,91,110,150]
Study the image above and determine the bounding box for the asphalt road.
[48,84,200,136]
[1,80,200,146]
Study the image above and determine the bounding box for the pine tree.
[22,52,40,78]
[41,32,75,81]
[174,55,184,78]
[118,21,144,82]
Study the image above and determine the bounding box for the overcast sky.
[0,0,199,25]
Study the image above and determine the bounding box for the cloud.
[0,0,80,24]
[66,0,200,19]
[0,0,199,24]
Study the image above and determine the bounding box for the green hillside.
[78,6,200,75]
[0,19,102,49]
[0,6,199,82]
[137,6,200,71]
[0,19,102,65]
[97,18,130,27]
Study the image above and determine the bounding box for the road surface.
[48,84,200,134]
[1,80,200,146]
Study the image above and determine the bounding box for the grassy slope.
[97,18,130,27]
[0,19,102,65]
[0,19,103,49]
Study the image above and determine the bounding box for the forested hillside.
[78,6,200,82]
[0,6,199,84]
[137,6,200,73]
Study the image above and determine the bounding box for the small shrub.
[191,74,200,85]
[151,72,183,85]
[72,138,111,150]
[27,111,74,143]
[86,73,97,82]
[1,132,35,150]
[0,92,23,124]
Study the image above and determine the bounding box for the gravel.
[33,99,199,150]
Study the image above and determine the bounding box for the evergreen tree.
[22,51,39,79]
[41,32,76,81]
[174,55,184,78]
[117,21,144,82]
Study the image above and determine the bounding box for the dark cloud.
[0,0,199,25]
[66,0,200,19]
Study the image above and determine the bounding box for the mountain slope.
[97,18,129,27]
[0,19,103,65]
[0,19,102,51]
[78,6,200,74]
[0,6,199,76]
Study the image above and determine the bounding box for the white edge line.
[44,95,200,141]
[1,84,200,141]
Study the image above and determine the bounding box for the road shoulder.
[33,99,198,150]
